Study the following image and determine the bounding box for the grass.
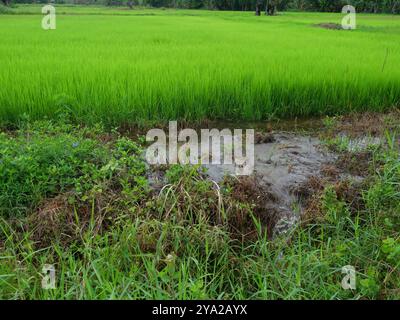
[0,117,399,299]
[1,5,400,125]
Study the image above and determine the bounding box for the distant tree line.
[4,0,400,14]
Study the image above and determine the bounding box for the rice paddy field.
[1,5,400,125]
[1,5,400,301]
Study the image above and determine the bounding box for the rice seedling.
[1,6,400,125]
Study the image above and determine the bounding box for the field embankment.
[0,113,399,299]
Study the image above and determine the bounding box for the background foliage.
[4,0,400,14]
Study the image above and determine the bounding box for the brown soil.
[336,150,374,177]
[28,190,122,248]
[223,176,279,241]
[316,23,342,30]
[255,132,275,144]
[295,158,368,225]
[325,110,400,139]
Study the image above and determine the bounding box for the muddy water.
[204,133,336,236]
[145,117,382,236]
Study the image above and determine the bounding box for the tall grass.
[1,134,399,299]
[1,7,400,125]
[0,118,399,299]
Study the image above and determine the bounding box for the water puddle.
[204,132,336,236]
[144,117,385,236]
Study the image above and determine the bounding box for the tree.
[265,0,276,14]
[256,0,276,15]
[255,0,262,15]
[1,0,11,6]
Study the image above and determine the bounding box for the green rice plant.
[1,7,400,125]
